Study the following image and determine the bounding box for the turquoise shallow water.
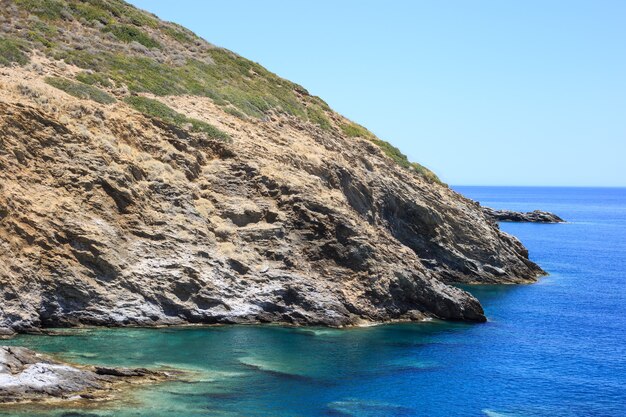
[2,186,625,416]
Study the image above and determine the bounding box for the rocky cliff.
[0,0,543,331]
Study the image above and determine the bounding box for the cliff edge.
[0,0,543,330]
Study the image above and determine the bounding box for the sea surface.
[1,186,625,417]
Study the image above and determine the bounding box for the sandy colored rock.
[0,1,545,331]
[0,61,543,331]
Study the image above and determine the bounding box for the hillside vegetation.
[0,0,439,182]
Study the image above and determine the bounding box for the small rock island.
[482,207,565,223]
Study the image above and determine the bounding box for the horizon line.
[451,184,626,188]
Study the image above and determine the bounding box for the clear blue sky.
[129,0,625,186]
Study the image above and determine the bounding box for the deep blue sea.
[1,187,625,417]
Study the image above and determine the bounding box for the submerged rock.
[483,207,565,223]
[0,346,168,404]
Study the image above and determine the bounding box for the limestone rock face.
[0,65,543,330]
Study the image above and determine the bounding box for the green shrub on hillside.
[370,136,441,183]
[0,37,30,66]
[85,0,159,27]
[23,20,58,49]
[341,122,372,138]
[125,96,182,122]
[15,0,159,27]
[14,0,67,20]
[104,24,160,48]
[224,107,248,120]
[70,1,113,24]
[45,77,116,104]
[340,122,441,183]
[76,72,114,88]
[410,162,441,183]
[162,26,195,44]
[56,48,316,120]
[52,49,99,70]
[125,96,230,141]
[307,105,331,130]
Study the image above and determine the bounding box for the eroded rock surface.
[0,1,545,331]
[483,207,565,223]
[0,65,544,331]
[0,346,166,404]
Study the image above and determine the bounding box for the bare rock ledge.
[0,346,169,404]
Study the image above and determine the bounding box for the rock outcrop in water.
[482,207,565,223]
[0,346,167,404]
[0,0,544,331]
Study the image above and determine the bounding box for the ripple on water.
[237,356,313,380]
[59,351,100,361]
[326,399,416,416]
[384,357,439,371]
[482,410,522,417]
[153,362,246,380]
[292,327,345,337]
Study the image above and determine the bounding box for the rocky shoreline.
[1,1,547,335]
[0,71,544,332]
[482,207,565,223]
[0,346,171,405]
[0,0,564,408]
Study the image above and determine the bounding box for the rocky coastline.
[0,0,561,406]
[0,70,546,331]
[1,1,546,334]
[0,346,170,405]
